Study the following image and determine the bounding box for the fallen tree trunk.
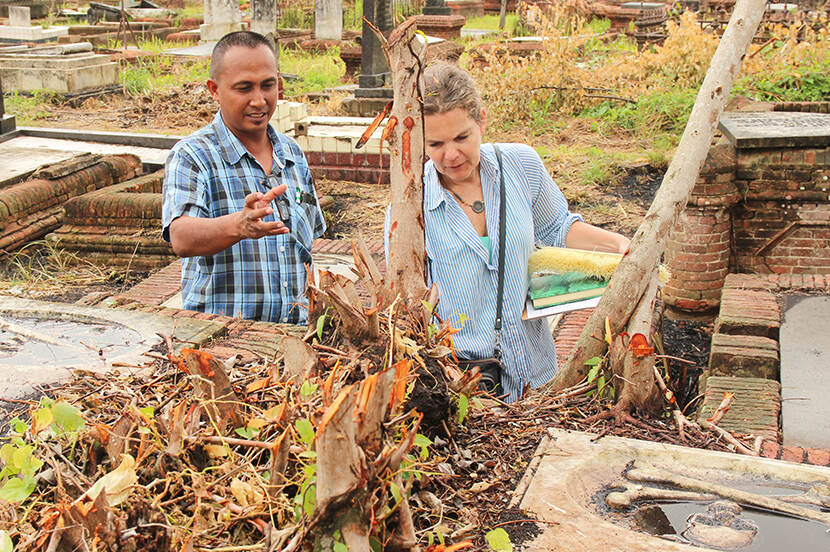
[549,0,767,392]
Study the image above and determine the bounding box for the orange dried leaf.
[628,333,654,358]
[390,359,412,409]
[246,376,271,395]
[263,403,286,424]
[604,316,613,346]
[323,360,342,405]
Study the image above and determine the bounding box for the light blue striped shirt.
[388,143,582,402]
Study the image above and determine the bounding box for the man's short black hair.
[210,31,275,80]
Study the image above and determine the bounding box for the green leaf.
[597,375,606,395]
[0,529,12,552]
[333,543,348,552]
[51,401,85,434]
[584,356,602,367]
[316,313,327,341]
[456,394,469,425]
[295,418,315,446]
[389,480,402,504]
[300,380,318,398]
[0,476,36,503]
[302,484,316,517]
[414,433,432,460]
[586,364,600,384]
[235,426,254,439]
[9,417,27,435]
[486,527,513,552]
[138,406,155,418]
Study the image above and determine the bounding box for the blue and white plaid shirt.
[387,143,582,402]
[162,111,325,324]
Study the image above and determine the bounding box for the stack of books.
[528,271,608,309]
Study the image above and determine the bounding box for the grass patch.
[4,91,58,125]
[279,47,345,96]
[463,13,518,34]
[121,55,210,96]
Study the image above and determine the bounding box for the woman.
[396,62,630,402]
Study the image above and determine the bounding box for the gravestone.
[0,72,16,135]
[423,0,451,16]
[250,0,278,55]
[356,0,392,93]
[8,5,30,26]
[719,112,830,148]
[314,0,342,40]
[200,0,242,42]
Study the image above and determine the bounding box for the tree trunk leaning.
[549,0,767,392]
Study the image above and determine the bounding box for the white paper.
[522,295,601,320]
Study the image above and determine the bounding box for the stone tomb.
[0,5,68,43]
[47,169,177,270]
[0,44,118,93]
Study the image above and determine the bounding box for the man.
[162,31,325,323]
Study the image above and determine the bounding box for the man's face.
[207,44,278,142]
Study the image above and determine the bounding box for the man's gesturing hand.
[238,184,290,239]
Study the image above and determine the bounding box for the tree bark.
[549,0,767,392]
[377,17,429,307]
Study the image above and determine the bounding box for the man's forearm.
[169,214,244,257]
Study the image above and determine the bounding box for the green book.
[529,272,608,309]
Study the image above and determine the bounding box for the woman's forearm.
[564,221,630,254]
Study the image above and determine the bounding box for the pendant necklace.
[450,190,485,213]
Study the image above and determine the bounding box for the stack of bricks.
[413,15,466,40]
[698,274,782,440]
[0,153,141,253]
[46,169,176,270]
[664,142,741,312]
[732,144,830,274]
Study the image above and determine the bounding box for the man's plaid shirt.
[162,111,325,324]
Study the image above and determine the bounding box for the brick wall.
[732,146,830,274]
[306,151,390,185]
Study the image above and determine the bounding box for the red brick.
[780,446,805,463]
[759,439,780,459]
[805,448,830,466]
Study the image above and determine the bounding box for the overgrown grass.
[463,14,519,34]
[121,53,210,96]
[4,91,58,125]
[279,46,345,96]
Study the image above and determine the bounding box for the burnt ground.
[661,318,714,410]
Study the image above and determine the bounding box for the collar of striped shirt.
[424,143,501,212]
[210,111,290,171]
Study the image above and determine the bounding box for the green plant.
[485,527,513,551]
[463,13,519,34]
[279,46,345,96]
[0,399,86,504]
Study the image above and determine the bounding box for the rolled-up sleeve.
[162,147,209,242]
[524,148,582,247]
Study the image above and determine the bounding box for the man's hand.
[169,184,290,258]
[237,184,290,239]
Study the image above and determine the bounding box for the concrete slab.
[719,112,830,149]
[0,296,224,400]
[165,40,215,57]
[516,429,830,551]
[0,135,171,187]
[781,295,830,449]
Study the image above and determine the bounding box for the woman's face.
[424,107,486,188]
